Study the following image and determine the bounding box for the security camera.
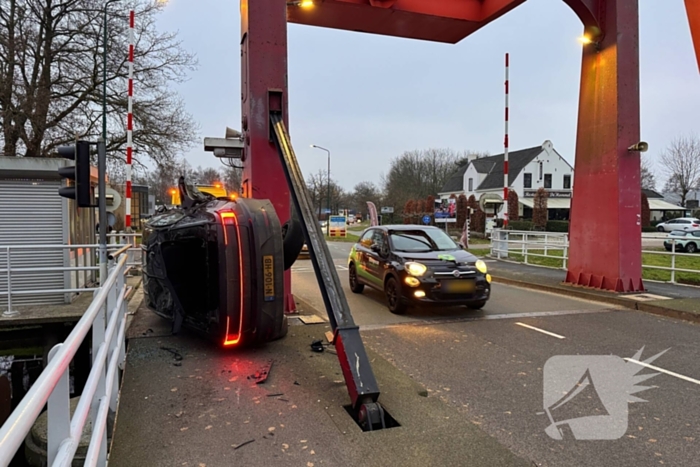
[628,142,648,153]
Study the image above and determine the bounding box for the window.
[359,230,374,247]
[539,162,543,180]
[563,174,571,189]
[468,178,473,191]
[389,229,458,252]
[523,173,532,188]
[544,174,552,189]
[693,231,700,238]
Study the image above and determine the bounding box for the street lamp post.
[310,145,331,236]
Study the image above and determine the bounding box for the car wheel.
[349,263,364,293]
[657,226,665,232]
[385,277,407,315]
[466,300,487,310]
[281,217,305,271]
[686,243,698,254]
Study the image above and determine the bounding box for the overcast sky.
[155,0,699,191]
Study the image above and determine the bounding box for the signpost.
[329,215,347,237]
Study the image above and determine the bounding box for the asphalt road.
[292,242,700,467]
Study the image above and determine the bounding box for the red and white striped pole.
[503,52,510,228]
[125,9,134,231]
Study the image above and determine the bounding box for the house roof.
[440,163,469,193]
[475,145,543,191]
[642,189,664,199]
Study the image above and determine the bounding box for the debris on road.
[161,346,184,366]
[267,393,284,397]
[310,339,324,353]
[232,439,255,450]
[247,360,273,384]
[325,331,335,344]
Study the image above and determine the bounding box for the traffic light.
[57,140,92,207]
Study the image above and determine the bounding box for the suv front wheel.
[385,277,407,315]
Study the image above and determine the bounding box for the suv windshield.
[389,229,458,252]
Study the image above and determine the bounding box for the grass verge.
[500,248,700,286]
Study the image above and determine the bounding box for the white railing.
[1,237,141,317]
[490,230,569,269]
[489,229,700,285]
[107,232,142,270]
[0,251,129,467]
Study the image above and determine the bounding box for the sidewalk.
[110,302,533,467]
[481,258,700,324]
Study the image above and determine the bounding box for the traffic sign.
[422,215,431,225]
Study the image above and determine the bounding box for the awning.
[648,199,684,211]
[519,198,570,209]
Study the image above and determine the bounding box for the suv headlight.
[475,260,488,274]
[405,262,428,276]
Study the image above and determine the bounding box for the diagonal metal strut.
[270,114,380,410]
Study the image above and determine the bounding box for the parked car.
[347,225,491,314]
[656,217,700,233]
[664,230,700,253]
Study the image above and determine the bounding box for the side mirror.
[458,242,465,250]
[370,243,380,253]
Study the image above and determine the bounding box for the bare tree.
[349,181,381,218]
[0,0,198,165]
[382,148,462,215]
[640,156,657,191]
[659,135,700,206]
[194,167,222,186]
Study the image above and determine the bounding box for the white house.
[439,140,574,219]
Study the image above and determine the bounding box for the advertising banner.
[367,201,379,227]
[434,198,457,223]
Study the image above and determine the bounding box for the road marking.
[515,322,565,339]
[358,308,614,331]
[627,293,672,302]
[624,359,700,386]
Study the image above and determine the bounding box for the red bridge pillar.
[240,0,297,312]
[565,0,644,292]
[687,0,700,73]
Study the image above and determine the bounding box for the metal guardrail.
[0,251,129,466]
[489,229,700,284]
[1,235,141,317]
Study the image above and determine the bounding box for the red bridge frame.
[240,0,700,305]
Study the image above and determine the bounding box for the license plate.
[263,255,275,301]
[441,280,476,293]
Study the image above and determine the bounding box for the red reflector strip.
[219,211,244,347]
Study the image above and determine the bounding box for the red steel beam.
[240,0,297,313]
[687,0,700,73]
[287,0,526,44]
[565,0,644,292]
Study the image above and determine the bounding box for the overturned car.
[142,178,303,347]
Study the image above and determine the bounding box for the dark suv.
[347,225,491,314]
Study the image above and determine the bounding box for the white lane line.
[515,322,566,339]
[624,359,700,386]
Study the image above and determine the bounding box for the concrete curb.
[491,275,700,325]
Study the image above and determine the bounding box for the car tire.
[385,277,407,315]
[466,300,487,310]
[281,217,305,271]
[686,243,698,254]
[349,263,364,293]
[657,226,665,232]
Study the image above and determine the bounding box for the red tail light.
[219,210,244,347]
